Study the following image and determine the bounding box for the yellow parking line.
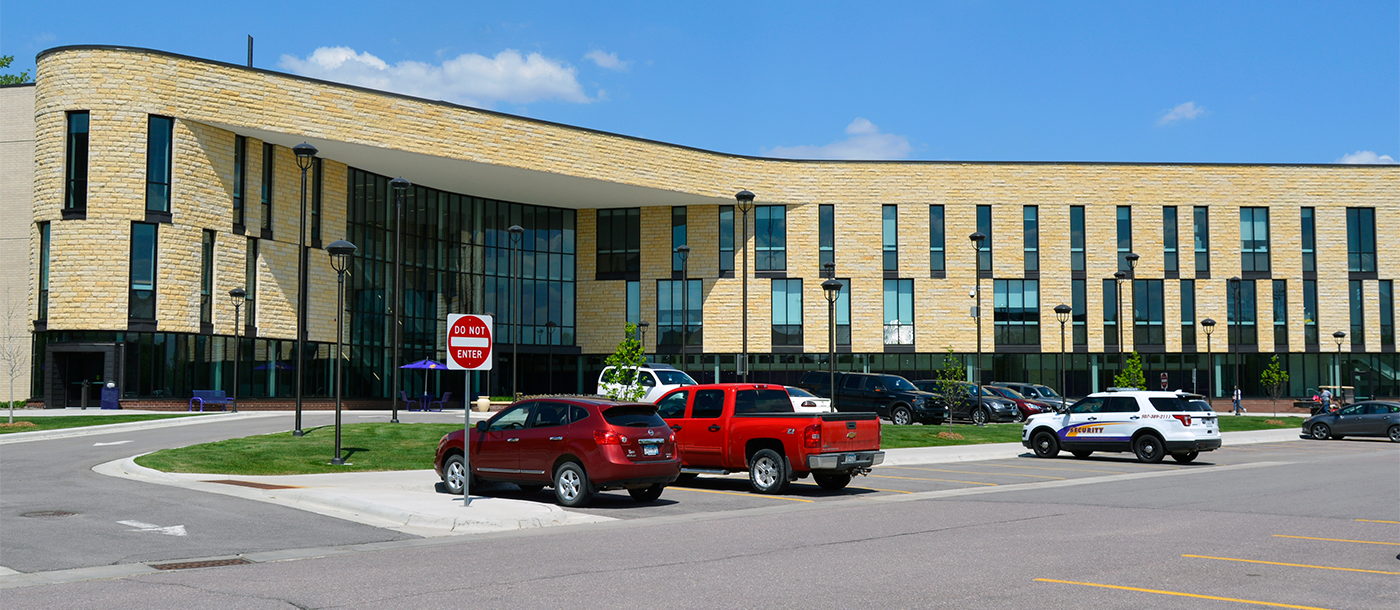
[896,466,1066,480]
[850,486,914,494]
[869,474,997,486]
[1273,535,1400,546]
[1183,554,1400,575]
[1356,519,1400,524]
[1034,578,1334,610]
[670,487,814,502]
[981,463,1140,475]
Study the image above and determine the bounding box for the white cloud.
[763,118,913,160]
[1336,150,1397,165]
[584,50,630,71]
[279,47,590,108]
[1158,101,1206,126]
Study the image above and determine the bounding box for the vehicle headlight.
[914,397,925,406]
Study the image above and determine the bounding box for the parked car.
[784,386,833,413]
[989,382,1067,410]
[911,380,1019,424]
[654,383,884,493]
[796,371,945,425]
[434,396,680,507]
[982,385,1051,422]
[1302,401,1400,442]
[1022,390,1221,463]
[596,363,697,404]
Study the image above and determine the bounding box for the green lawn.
[1216,415,1307,432]
[879,416,1303,449]
[135,423,464,475]
[0,413,209,434]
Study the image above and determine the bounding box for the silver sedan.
[1302,401,1400,442]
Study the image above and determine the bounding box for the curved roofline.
[36,44,1393,169]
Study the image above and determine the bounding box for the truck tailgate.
[817,412,881,453]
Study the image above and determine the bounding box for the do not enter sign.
[447,314,494,370]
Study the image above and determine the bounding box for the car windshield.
[1034,386,1059,398]
[980,386,1002,397]
[994,387,1026,399]
[1149,397,1195,412]
[1186,400,1214,412]
[786,386,817,398]
[655,370,697,385]
[884,376,917,391]
[602,406,667,428]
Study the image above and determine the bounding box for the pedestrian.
[1232,385,1244,415]
[1320,388,1332,410]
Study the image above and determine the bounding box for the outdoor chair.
[426,392,451,412]
[401,391,422,412]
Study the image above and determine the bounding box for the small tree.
[1114,351,1145,390]
[934,347,965,430]
[1261,354,1290,417]
[0,287,29,423]
[599,323,646,402]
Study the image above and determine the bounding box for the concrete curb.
[880,427,1303,466]
[0,412,287,445]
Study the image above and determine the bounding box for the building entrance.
[56,351,105,408]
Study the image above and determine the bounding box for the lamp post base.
[330,457,346,465]
[292,429,305,437]
[390,417,399,424]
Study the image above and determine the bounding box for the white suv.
[1021,390,1221,463]
[596,363,697,404]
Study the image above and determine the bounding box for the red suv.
[434,397,680,507]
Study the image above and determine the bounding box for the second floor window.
[1103,279,1119,346]
[1347,208,1377,273]
[1132,279,1164,346]
[245,237,258,328]
[146,116,174,213]
[1240,207,1270,273]
[771,279,803,346]
[929,205,945,276]
[1382,280,1395,349]
[1072,278,1087,345]
[129,223,158,320]
[994,279,1039,346]
[1163,206,1178,274]
[882,205,898,274]
[1194,206,1210,275]
[1023,206,1039,274]
[1117,206,1133,271]
[1301,207,1316,273]
[1227,279,1257,346]
[883,279,914,345]
[233,136,246,226]
[672,206,687,273]
[596,208,640,279]
[657,279,702,346]
[1272,280,1287,347]
[1303,279,1318,346]
[719,205,735,275]
[625,280,640,327]
[200,230,215,325]
[976,205,992,275]
[819,204,834,271]
[755,205,786,271]
[833,278,851,346]
[65,111,89,211]
[38,222,50,320]
[261,143,275,233]
[1180,279,1196,346]
[311,158,323,245]
[1070,206,1085,273]
[1349,280,1365,347]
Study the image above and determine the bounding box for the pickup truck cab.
[654,383,885,494]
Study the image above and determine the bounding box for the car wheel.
[748,448,790,494]
[1172,451,1199,464]
[1032,431,1059,458]
[1071,450,1093,459]
[553,462,593,507]
[1013,409,1026,423]
[1389,425,1400,443]
[516,484,544,494]
[1133,434,1166,463]
[813,473,852,490]
[1310,422,1331,441]
[972,407,989,425]
[891,406,913,426]
[442,454,466,495]
[627,484,665,503]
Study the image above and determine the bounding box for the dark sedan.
[1302,401,1400,442]
[983,385,1051,422]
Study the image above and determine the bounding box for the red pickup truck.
[654,383,884,494]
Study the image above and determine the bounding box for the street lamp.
[1113,270,1128,375]
[229,288,246,413]
[326,239,357,465]
[676,244,691,372]
[1202,318,1216,406]
[545,321,557,394]
[1125,252,1139,368]
[1054,303,1071,397]
[969,231,985,425]
[291,142,317,437]
[735,190,754,382]
[823,274,842,412]
[1230,276,1242,393]
[638,321,649,361]
[389,176,411,424]
[1333,330,1347,388]
[508,225,524,398]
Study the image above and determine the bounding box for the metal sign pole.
[464,371,471,507]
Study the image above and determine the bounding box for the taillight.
[594,430,623,445]
[802,400,816,409]
[1172,414,1192,426]
[804,422,822,449]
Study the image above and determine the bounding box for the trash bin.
[101,383,121,410]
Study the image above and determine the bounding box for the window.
[1133,279,1164,346]
[657,279,702,347]
[1382,280,1394,349]
[994,279,1040,345]
[1072,279,1087,345]
[1347,208,1377,273]
[929,205,945,276]
[1303,280,1319,346]
[129,223,158,320]
[1116,206,1132,271]
[200,230,215,325]
[719,205,735,275]
[232,136,246,227]
[976,205,992,275]
[1227,279,1257,346]
[626,280,640,327]
[833,278,851,346]
[692,389,724,419]
[311,158,323,245]
[771,279,803,346]
[1103,279,1119,347]
[819,204,834,271]
[656,391,688,419]
[1240,207,1270,273]
[596,208,640,279]
[755,205,786,271]
[261,143,275,233]
[38,222,50,320]
[1180,279,1196,346]
[1272,280,1287,347]
[1349,280,1365,347]
[146,116,174,213]
[671,206,687,273]
[1163,206,1178,274]
[1193,206,1210,275]
[64,111,89,212]
[1301,207,1315,274]
[882,205,898,274]
[1070,206,1085,273]
[883,279,914,345]
[1023,206,1039,274]
[245,237,258,328]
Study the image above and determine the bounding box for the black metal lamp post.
[676,244,691,372]
[389,176,410,424]
[508,225,524,398]
[1054,303,1071,397]
[1202,318,1216,406]
[1333,330,1347,390]
[969,231,986,424]
[326,239,357,465]
[735,190,754,382]
[291,142,317,437]
[823,275,842,411]
[1125,252,1139,365]
[638,321,649,361]
[545,321,557,394]
[1113,270,1128,376]
[229,288,246,413]
[1230,276,1242,392]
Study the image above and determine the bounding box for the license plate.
[841,453,858,464]
[643,445,659,456]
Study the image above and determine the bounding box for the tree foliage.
[1113,351,1145,390]
[0,56,33,85]
[599,323,646,402]
[1260,354,1290,416]
[932,347,965,426]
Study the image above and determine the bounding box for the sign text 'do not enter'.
[447,314,493,370]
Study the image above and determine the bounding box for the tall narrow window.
[1347,208,1377,273]
[771,279,803,346]
[994,279,1040,346]
[245,237,258,329]
[834,278,851,346]
[882,205,898,274]
[596,208,640,279]
[1133,279,1165,346]
[64,111,89,212]
[1072,279,1087,345]
[200,230,215,326]
[1301,207,1316,274]
[1116,206,1133,271]
[1193,206,1210,276]
[232,136,246,227]
[929,205,945,277]
[657,279,702,346]
[1381,280,1394,349]
[129,223,158,320]
[671,206,687,273]
[1163,206,1179,274]
[1303,280,1319,346]
[311,158,323,245]
[38,222,50,320]
[976,205,992,276]
[1180,279,1196,346]
[1240,207,1271,273]
[1023,206,1039,274]
[755,205,786,271]
[819,204,834,271]
[1103,280,1119,347]
[718,205,735,276]
[146,116,174,214]
[1349,280,1365,347]
[1227,279,1257,346]
[261,143,275,234]
[1272,280,1287,348]
[883,279,914,345]
[625,280,640,326]
[1070,206,1085,273]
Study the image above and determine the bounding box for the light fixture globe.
[1202,318,1217,334]
[229,287,246,300]
[292,142,318,170]
[327,239,357,273]
[1054,303,1071,323]
[822,278,843,303]
[735,190,755,212]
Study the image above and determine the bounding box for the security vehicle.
[1022,390,1220,463]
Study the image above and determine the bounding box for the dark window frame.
[1347,207,1377,273]
[1227,279,1258,347]
[1349,279,1365,347]
[819,204,834,272]
[755,205,787,272]
[1303,279,1319,346]
[1132,279,1165,346]
[1070,206,1085,274]
[1300,207,1316,275]
[883,278,914,346]
[882,205,899,276]
[145,115,174,217]
[1023,206,1039,275]
[771,278,803,347]
[1193,206,1210,277]
[1180,279,1196,346]
[1116,205,1133,272]
[1240,207,1271,274]
[260,142,275,238]
[719,205,735,277]
[929,205,945,277]
[975,205,992,277]
[310,157,323,247]
[64,111,89,215]
[596,208,641,280]
[671,206,687,274]
[1163,206,1179,275]
[232,135,247,230]
[129,222,158,322]
[1381,280,1394,349]
[1272,279,1287,348]
[38,222,51,320]
[994,278,1040,346]
[656,278,702,348]
[200,229,215,326]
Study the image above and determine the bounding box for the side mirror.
[476,421,487,432]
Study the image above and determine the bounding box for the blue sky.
[4,1,1396,164]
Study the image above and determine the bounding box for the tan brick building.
[23,46,1400,407]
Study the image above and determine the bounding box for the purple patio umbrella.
[399,359,447,398]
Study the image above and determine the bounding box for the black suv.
[797,371,946,425]
[912,380,1020,425]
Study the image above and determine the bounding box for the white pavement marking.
[93,440,133,446]
[116,520,187,536]
[449,336,490,348]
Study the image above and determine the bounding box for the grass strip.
[0,414,208,434]
[136,423,463,475]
